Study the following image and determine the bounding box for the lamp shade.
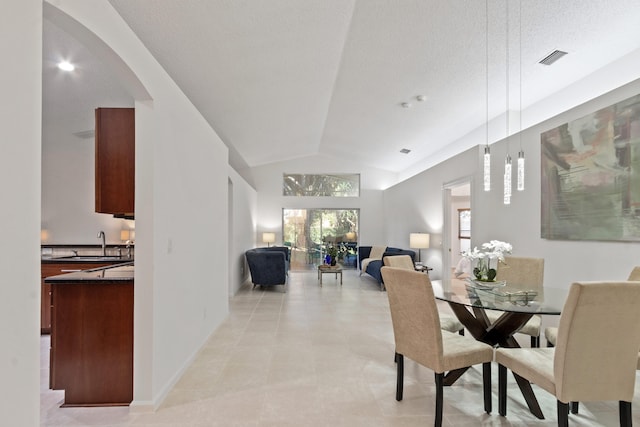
[262,232,276,244]
[409,233,430,249]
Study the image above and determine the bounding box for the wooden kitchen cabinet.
[49,277,134,406]
[95,108,135,218]
[41,262,113,334]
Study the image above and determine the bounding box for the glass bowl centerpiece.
[462,240,512,282]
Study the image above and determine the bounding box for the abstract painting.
[541,94,640,241]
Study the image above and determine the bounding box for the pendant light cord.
[505,0,510,149]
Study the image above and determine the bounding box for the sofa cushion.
[361,245,386,272]
[365,249,416,284]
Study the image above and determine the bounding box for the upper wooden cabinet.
[95,108,135,218]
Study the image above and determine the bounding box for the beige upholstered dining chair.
[485,256,544,347]
[383,254,415,270]
[545,266,640,347]
[383,255,464,334]
[381,266,494,427]
[496,281,640,426]
[543,267,640,417]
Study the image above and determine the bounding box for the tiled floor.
[41,269,639,426]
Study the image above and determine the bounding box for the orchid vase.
[474,257,497,282]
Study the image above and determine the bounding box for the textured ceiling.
[43,0,640,176]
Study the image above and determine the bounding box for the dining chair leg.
[435,372,444,427]
[620,401,632,427]
[395,353,404,401]
[498,364,507,416]
[570,401,579,414]
[557,401,569,427]
[483,362,492,414]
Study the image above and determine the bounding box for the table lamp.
[262,232,276,247]
[409,233,430,263]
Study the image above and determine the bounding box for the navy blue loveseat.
[358,246,416,289]
[245,246,290,292]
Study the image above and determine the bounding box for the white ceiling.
[43,0,640,176]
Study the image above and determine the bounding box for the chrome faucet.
[97,231,106,256]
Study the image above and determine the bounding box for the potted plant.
[462,240,512,282]
[325,244,339,266]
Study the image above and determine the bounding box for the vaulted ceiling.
[43,0,640,178]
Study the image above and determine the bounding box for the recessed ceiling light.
[400,148,411,154]
[416,95,427,102]
[401,102,411,108]
[57,61,75,71]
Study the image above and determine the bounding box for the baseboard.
[129,400,155,413]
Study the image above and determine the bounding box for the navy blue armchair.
[245,247,289,292]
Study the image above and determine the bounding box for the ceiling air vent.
[400,148,411,154]
[539,50,568,66]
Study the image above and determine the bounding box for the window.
[458,208,471,255]
[458,209,471,239]
[283,173,360,197]
[283,208,359,270]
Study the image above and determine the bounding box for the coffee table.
[318,265,342,286]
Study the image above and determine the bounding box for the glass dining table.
[431,278,568,419]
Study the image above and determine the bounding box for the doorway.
[442,178,472,280]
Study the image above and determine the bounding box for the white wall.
[0,1,42,425]
[228,166,258,295]
[250,154,396,247]
[41,124,133,244]
[383,147,479,279]
[473,76,640,288]
[384,76,640,289]
[49,0,231,409]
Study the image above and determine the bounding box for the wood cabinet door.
[41,262,116,334]
[51,282,134,405]
[95,108,135,216]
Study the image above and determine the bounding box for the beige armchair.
[383,255,464,335]
[485,256,544,347]
[495,281,640,426]
[381,266,494,427]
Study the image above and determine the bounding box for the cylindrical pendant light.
[483,146,491,191]
[517,150,525,191]
[504,154,512,205]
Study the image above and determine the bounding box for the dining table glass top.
[431,279,567,315]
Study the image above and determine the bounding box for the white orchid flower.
[463,240,512,261]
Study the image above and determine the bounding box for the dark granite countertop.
[44,262,134,284]
[42,255,134,264]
